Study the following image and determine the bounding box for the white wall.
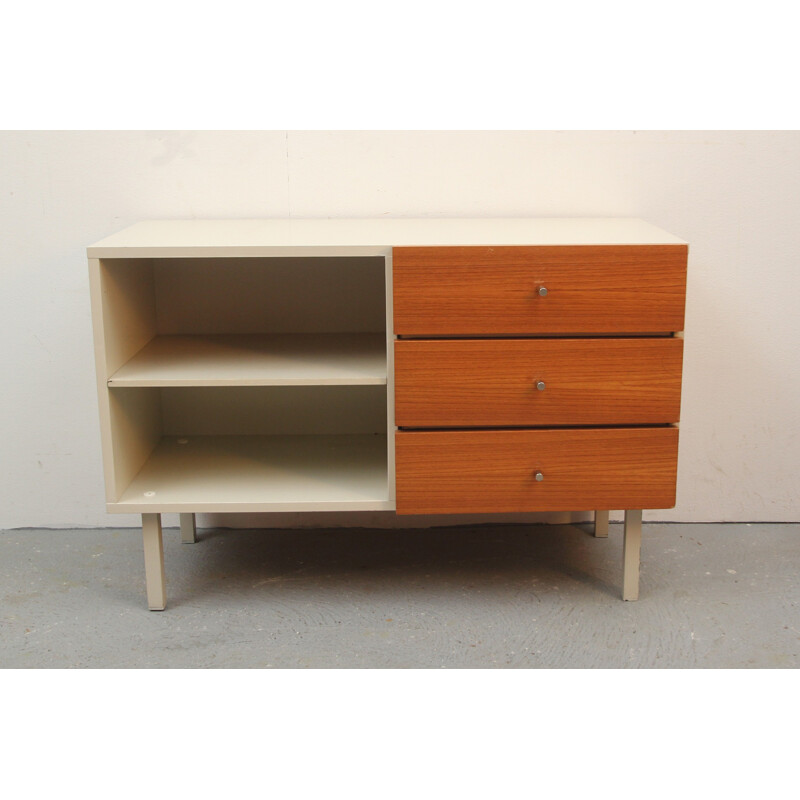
[1,130,798,528]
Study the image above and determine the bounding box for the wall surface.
[1,130,798,527]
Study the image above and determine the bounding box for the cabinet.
[88,219,687,609]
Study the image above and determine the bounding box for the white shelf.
[112,434,390,512]
[108,333,387,387]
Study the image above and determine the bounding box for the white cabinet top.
[88,218,687,258]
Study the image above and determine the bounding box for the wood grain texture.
[395,338,683,426]
[395,427,679,514]
[393,245,687,334]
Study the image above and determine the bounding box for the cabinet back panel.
[153,257,386,334]
[160,385,387,436]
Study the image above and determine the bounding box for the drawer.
[393,245,687,335]
[395,427,678,514]
[395,337,683,427]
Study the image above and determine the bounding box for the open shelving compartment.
[91,254,393,513]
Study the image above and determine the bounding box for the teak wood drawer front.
[395,337,683,427]
[396,427,679,514]
[393,245,687,335]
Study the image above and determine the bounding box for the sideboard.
[88,219,687,609]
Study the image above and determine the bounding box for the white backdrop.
[1,130,798,527]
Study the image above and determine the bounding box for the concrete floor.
[1,523,798,668]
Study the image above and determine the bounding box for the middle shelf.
[108,332,388,387]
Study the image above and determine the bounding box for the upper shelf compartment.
[108,332,387,387]
[96,255,387,383]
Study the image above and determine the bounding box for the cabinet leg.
[180,513,197,544]
[142,513,166,611]
[622,509,642,601]
[594,510,609,538]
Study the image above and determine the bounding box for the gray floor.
[1,523,798,668]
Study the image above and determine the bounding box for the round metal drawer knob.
[534,471,544,482]
[537,286,548,297]
[536,380,546,391]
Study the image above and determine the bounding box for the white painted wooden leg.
[142,513,166,611]
[180,513,197,544]
[594,510,609,538]
[622,509,643,601]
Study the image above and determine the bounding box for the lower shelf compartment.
[112,434,390,513]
